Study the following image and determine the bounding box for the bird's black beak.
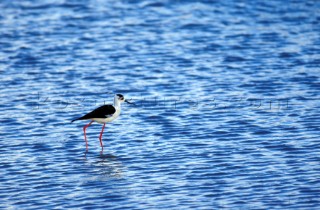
[125,99,135,105]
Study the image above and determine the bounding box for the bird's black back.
[72,105,116,122]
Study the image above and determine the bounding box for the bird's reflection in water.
[83,150,124,179]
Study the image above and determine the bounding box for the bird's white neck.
[113,97,121,108]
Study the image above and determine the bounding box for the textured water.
[1,0,320,209]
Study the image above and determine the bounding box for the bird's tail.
[71,116,87,123]
[71,118,81,123]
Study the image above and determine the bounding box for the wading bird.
[72,94,134,150]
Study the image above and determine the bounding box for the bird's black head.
[116,94,124,101]
[116,94,135,105]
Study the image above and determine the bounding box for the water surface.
[0,0,319,209]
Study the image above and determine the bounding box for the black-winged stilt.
[72,94,134,150]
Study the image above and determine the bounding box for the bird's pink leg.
[83,121,93,150]
[99,123,106,148]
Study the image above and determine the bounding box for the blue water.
[1,0,320,209]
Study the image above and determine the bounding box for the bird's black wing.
[71,105,116,122]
